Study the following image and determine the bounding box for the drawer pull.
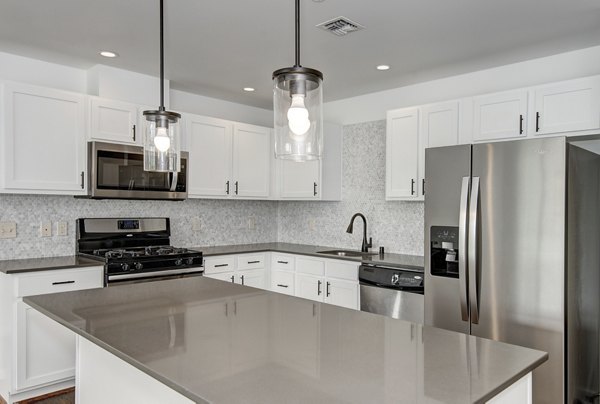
[247,260,261,264]
[276,284,289,288]
[230,276,235,283]
[277,261,289,264]
[214,264,229,268]
[241,275,245,285]
[52,280,75,285]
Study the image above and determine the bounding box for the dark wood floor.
[15,388,74,404]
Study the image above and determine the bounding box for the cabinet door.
[534,77,600,135]
[295,274,324,303]
[3,82,86,194]
[473,90,528,142]
[89,98,138,144]
[232,124,270,198]
[279,159,320,199]
[204,271,236,283]
[231,295,269,373]
[15,301,76,391]
[271,270,295,295]
[325,278,359,310]
[386,107,419,200]
[187,115,233,197]
[237,269,266,290]
[421,102,459,148]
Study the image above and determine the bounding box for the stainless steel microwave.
[87,141,188,200]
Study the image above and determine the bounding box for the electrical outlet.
[57,221,68,236]
[0,222,17,239]
[247,217,256,230]
[192,217,202,231]
[40,222,52,237]
[308,218,316,231]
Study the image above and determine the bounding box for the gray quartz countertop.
[195,242,424,270]
[0,255,102,274]
[25,277,546,404]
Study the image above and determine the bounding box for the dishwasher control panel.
[359,264,424,292]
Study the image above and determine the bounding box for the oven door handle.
[168,313,176,349]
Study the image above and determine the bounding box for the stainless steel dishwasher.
[359,263,424,323]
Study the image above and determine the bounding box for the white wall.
[324,45,600,125]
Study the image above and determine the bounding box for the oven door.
[88,141,188,200]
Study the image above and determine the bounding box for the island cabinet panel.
[231,294,269,372]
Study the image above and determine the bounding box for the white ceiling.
[1,0,599,109]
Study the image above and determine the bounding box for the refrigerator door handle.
[468,177,480,324]
[458,176,470,322]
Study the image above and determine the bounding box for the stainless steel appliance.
[77,217,203,285]
[425,136,600,403]
[359,263,424,323]
[87,141,188,200]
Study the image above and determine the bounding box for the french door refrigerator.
[425,136,599,404]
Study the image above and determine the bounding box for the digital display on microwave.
[118,220,140,230]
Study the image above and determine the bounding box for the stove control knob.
[135,262,143,271]
[175,258,183,266]
[121,263,130,272]
[186,257,195,265]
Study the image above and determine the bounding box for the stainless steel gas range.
[76,218,203,285]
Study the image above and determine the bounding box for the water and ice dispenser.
[430,226,459,278]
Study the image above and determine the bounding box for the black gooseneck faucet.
[346,213,373,253]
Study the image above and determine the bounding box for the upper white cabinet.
[1,82,87,195]
[386,107,420,200]
[187,115,233,197]
[89,97,139,145]
[232,123,270,198]
[278,160,320,199]
[421,101,459,148]
[533,77,600,135]
[186,114,271,199]
[473,90,528,142]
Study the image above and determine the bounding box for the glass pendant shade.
[273,67,323,161]
[143,110,181,172]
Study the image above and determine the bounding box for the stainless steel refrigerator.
[424,136,600,404]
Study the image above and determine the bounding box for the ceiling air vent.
[316,16,364,36]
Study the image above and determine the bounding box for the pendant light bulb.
[287,94,310,136]
[154,126,171,152]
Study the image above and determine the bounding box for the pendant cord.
[159,0,165,111]
[295,0,300,67]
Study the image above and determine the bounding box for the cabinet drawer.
[204,256,236,274]
[236,254,266,271]
[296,257,325,276]
[326,260,359,281]
[271,271,295,296]
[15,266,104,298]
[271,254,295,271]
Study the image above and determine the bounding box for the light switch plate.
[247,217,256,230]
[192,217,202,231]
[40,222,52,237]
[0,222,17,239]
[57,221,68,236]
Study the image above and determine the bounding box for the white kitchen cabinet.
[232,123,270,198]
[186,115,233,198]
[386,107,420,200]
[271,270,295,296]
[278,159,320,199]
[325,278,359,310]
[186,115,271,199]
[295,274,324,302]
[205,271,235,283]
[236,269,266,289]
[533,77,600,135]
[421,101,459,148]
[89,97,139,145]
[1,81,87,194]
[473,90,528,142]
[204,254,268,290]
[0,266,104,403]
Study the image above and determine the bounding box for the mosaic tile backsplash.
[277,120,424,256]
[0,120,424,260]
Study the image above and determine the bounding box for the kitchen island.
[24,276,546,404]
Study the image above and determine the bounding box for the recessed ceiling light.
[376,65,390,71]
[99,51,119,58]
[243,87,255,92]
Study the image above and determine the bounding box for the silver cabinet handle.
[458,176,470,322]
[277,260,289,264]
[132,124,136,141]
[411,179,416,195]
[240,275,245,285]
[80,171,85,189]
[326,281,330,297]
[235,181,239,195]
[317,280,322,296]
[468,177,480,324]
[536,112,540,132]
[214,264,229,268]
[247,260,260,264]
[422,179,425,196]
[52,280,75,285]
[313,182,317,196]
[519,115,524,134]
[276,284,289,288]
[230,275,235,283]
[226,181,230,195]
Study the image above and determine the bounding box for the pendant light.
[143,0,181,173]
[273,0,323,162]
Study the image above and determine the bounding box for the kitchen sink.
[317,249,379,257]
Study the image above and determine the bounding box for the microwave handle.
[169,171,178,192]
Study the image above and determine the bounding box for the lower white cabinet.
[204,254,269,290]
[270,270,295,295]
[0,266,104,403]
